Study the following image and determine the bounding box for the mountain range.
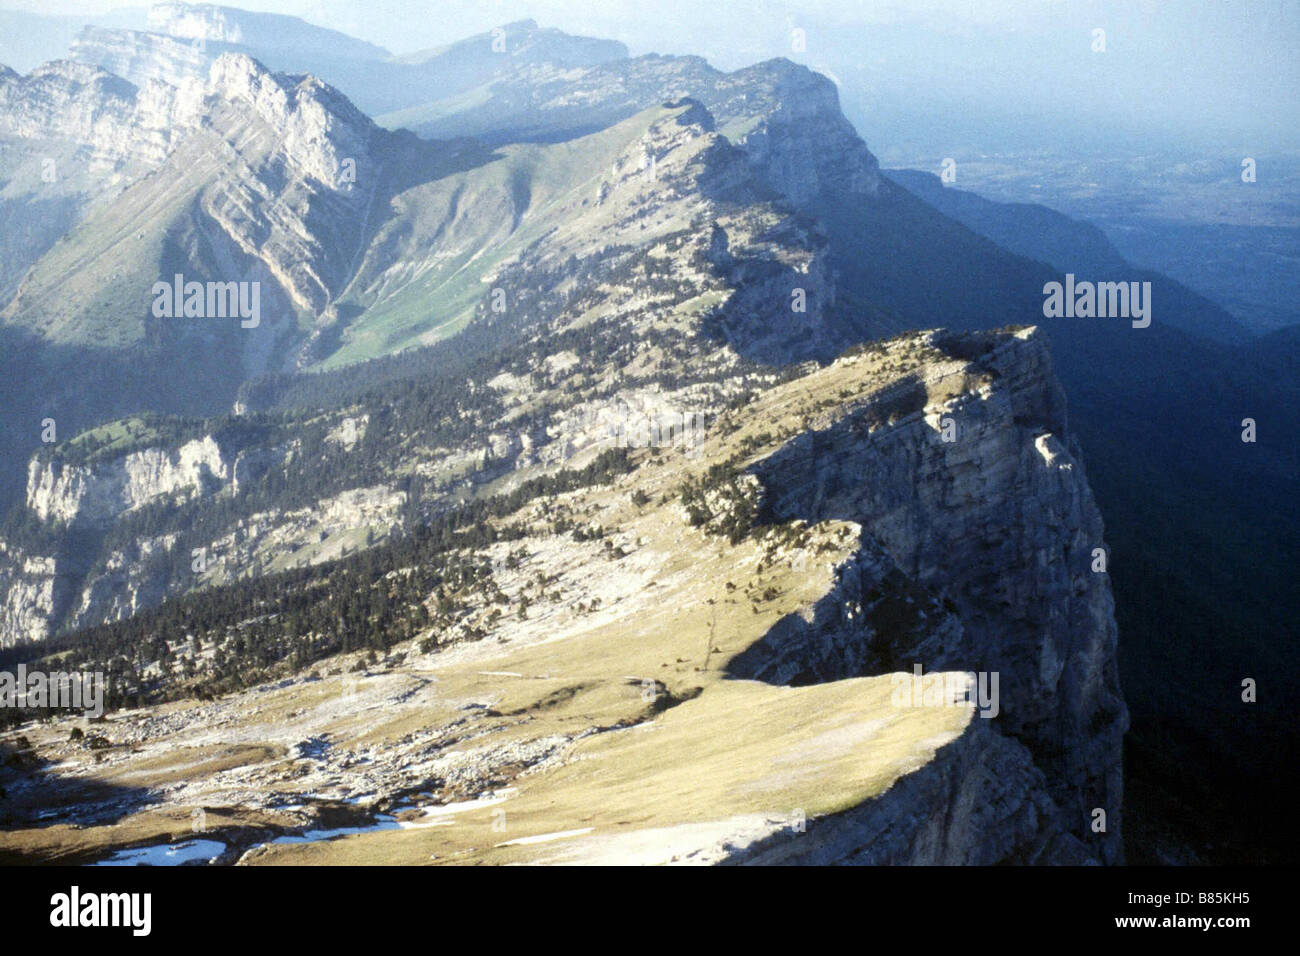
[0,2,1293,866]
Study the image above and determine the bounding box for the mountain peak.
[0,58,155,167]
[22,57,131,90]
[202,52,378,147]
[148,1,245,43]
[146,1,390,60]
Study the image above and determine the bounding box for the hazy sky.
[3,0,1297,155]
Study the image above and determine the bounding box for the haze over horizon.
[2,0,1297,157]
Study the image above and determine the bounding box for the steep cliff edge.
[26,436,229,527]
[729,328,1126,863]
[1,328,1126,866]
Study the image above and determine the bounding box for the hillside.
[0,326,1125,866]
[0,8,1292,867]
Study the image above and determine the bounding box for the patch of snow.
[92,839,226,866]
[495,827,593,847]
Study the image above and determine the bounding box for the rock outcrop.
[26,436,229,527]
[0,420,412,645]
[0,60,179,169]
[732,329,1127,863]
[69,26,214,90]
[0,327,1127,868]
[0,542,69,645]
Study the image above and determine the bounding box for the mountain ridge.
[1,7,1292,866]
[0,326,1126,866]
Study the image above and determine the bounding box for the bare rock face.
[26,435,229,528]
[5,477,412,648]
[2,434,233,648]
[733,328,1127,863]
[0,403,415,647]
[727,718,1093,865]
[709,58,882,206]
[149,2,250,44]
[1,51,388,341]
[0,542,69,645]
[70,27,214,90]
[198,53,378,192]
[16,40,379,190]
[146,1,390,62]
[0,60,179,169]
[68,534,178,631]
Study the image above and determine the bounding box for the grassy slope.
[255,336,978,864]
[1,334,983,865]
[324,105,680,368]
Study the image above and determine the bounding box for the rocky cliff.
[730,329,1127,863]
[146,1,388,59]
[0,413,415,646]
[1,50,396,357]
[26,436,229,527]
[0,59,180,170]
[69,26,215,90]
[1,23,1127,866]
[0,541,68,645]
[1,328,1126,867]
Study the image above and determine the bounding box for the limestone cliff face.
[1,421,409,647]
[69,27,214,90]
[730,328,1127,864]
[0,60,179,170]
[196,53,378,193]
[149,2,252,44]
[0,542,69,645]
[0,437,230,646]
[2,52,385,325]
[709,58,882,206]
[146,1,390,62]
[725,718,1091,865]
[26,436,229,528]
[1,48,379,182]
